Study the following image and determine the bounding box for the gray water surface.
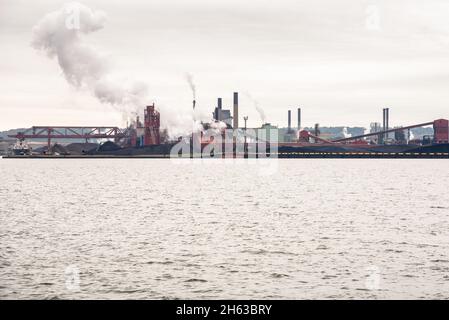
[1,159,448,299]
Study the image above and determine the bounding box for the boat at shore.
[12,140,31,155]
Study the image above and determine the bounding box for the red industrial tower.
[144,104,160,145]
[433,119,449,144]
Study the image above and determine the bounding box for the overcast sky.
[1,0,449,134]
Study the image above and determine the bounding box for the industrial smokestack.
[383,108,390,141]
[387,108,390,138]
[382,108,391,143]
[314,123,320,137]
[233,92,239,129]
[288,110,292,132]
[386,108,390,132]
[215,98,223,121]
[297,108,301,130]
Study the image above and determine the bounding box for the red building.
[433,119,449,144]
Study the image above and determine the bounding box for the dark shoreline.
[3,153,449,159]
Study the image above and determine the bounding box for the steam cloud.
[342,127,352,138]
[244,92,266,124]
[31,2,148,120]
[185,73,196,100]
[254,101,266,124]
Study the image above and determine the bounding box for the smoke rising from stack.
[185,73,197,101]
[254,101,266,124]
[31,2,149,121]
[244,92,266,124]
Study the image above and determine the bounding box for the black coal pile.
[96,141,121,153]
[66,143,98,155]
[50,143,69,155]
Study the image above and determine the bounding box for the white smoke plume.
[185,73,196,100]
[244,92,266,124]
[209,121,227,132]
[342,127,352,138]
[364,127,370,135]
[409,129,415,141]
[31,2,149,122]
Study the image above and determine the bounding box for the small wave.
[240,249,298,256]
[111,289,147,294]
[185,279,207,283]
[184,263,201,268]
[192,289,222,294]
[385,249,404,253]
[146,260,174,265]
[180,253,204,258]
[271,273,290,278]
[417,243,440,248]
[160,296,181,300]
[39,282,54,286]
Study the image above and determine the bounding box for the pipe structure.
[332,121,434,143]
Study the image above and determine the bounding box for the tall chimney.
[288,110,292,132]
[215,98,222,121]
[387,108,390,138]
[297,107,301,130]
[382,108,390,143]
[233,92,239,129]
[386,108,389,132]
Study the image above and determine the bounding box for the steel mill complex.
[5,92,449,158]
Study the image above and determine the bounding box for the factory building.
[5,88,449,158]
[131,104,160,147]
[213,98,233,127]
[212,92,239,129]
[259,123,278,143]
[434,119,449,144]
